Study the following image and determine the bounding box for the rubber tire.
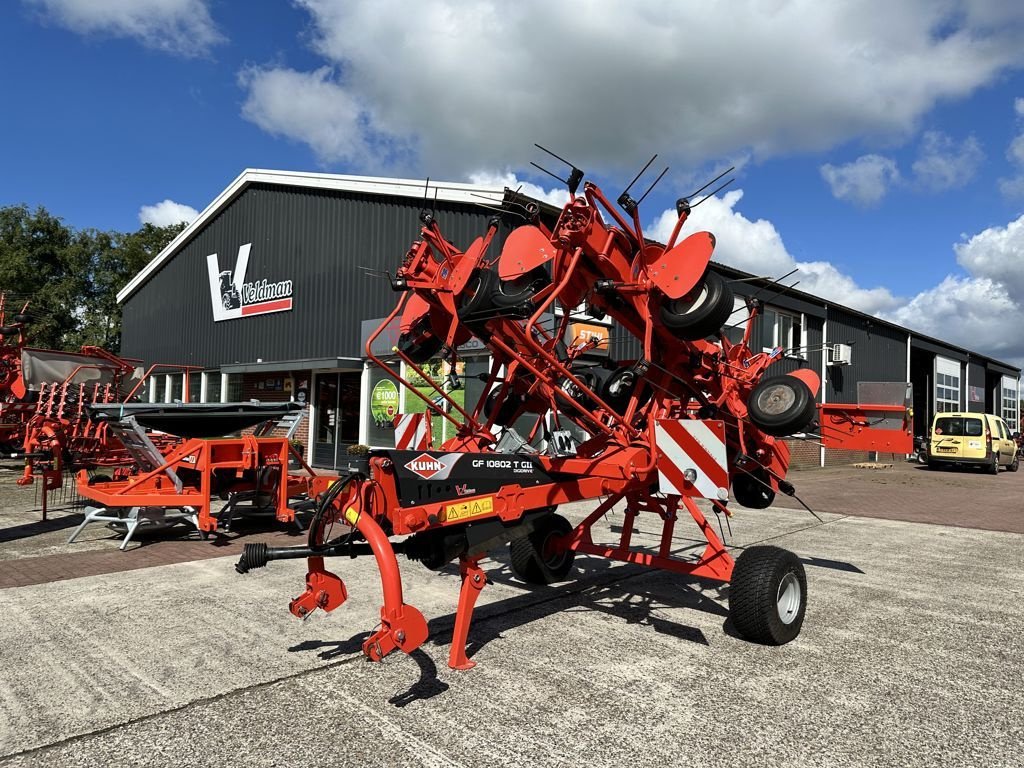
[492,267,551,308]
[509,513,576,585]
[748,375,817,437]
[595,367,652,415]
[732,472,775,509]
[729,545,807,645]
[1009,454,1019,472]
[986,454,999,475]
[457,267,499,321]
[396,318,443,363]
[660,269,734,340]
[483,385,520,427]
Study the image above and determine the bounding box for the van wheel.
[986,455,999,475]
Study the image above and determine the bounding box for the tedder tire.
[729,545,807,645]
[457,267,499,321]
[396,318,443,363]
[747,375,817,436]
[509,512,576,585]
[731,472,775,509]
[492,267,551,308]
[660,269,734,340]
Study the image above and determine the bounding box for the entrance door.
[313,371,361,469]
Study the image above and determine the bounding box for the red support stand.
[449,555,487,670]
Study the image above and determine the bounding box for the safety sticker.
[442,496,494,523]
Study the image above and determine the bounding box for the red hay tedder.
[223,156,909,668]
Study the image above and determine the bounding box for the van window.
[934,417,983,437]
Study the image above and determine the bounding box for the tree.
[0,205,90,349]
[76,221,186,351]
[0,204,185,352]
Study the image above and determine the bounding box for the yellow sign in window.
[443,496,494,523]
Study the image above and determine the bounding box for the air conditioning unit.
[829,343,852,366]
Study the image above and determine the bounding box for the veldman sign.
[206,243,294,322]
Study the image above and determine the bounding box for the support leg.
[448,555,487,671]
[67,506,102,544]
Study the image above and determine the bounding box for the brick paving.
[773,458,1024,534]
[1,457,1021,591]
[0,523,304,589]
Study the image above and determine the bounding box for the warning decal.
[442,496,494,523]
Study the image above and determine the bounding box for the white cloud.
[138,199,198,227]
[820,155,900,206]
[911,131,984,191]
[237,1,1024,174]
[999,97,1024,197]
[466,171,571,208]
[647,189,902,316]
[642,190,1024,366]
[25,0,224,57]
[239,66,414,166]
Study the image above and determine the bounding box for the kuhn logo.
[206,244,294,322]
[405,453,444,479]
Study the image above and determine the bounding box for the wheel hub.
[776,571,802,625]
[756,384,796,416]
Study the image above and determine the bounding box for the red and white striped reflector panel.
[655,419,729,500]
[394,413,433,450]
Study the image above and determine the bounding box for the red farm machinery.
[0,298,318,538]
[226,156,909,668]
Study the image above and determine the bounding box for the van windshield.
[934,417,983,437]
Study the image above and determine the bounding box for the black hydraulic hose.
[306,474,356,551]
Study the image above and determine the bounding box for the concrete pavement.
[1,503,1022,767]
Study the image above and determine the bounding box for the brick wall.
[239,372,310,459]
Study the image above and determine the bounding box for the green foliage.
[0,205,185,351]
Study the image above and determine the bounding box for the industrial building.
[117,169,1021,470]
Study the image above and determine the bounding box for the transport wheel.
[492,267,550,308]
[729,545,807,645]
[457,268,499,320]
[509,513,576,585]
[595,367,651,415]
[747,376,817,437]
[731,472,775,509]
[660,269,734,340]
[396,317,443,363]
[483,385,519,427]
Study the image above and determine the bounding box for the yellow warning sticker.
[442,496,494,523]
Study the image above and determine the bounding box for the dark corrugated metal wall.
[121,184,507,367]
[824,307,907,404]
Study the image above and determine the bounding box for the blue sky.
[3,1,1024,363]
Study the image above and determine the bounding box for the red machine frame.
[236,164,911,670]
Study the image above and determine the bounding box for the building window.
[169,374,184,402]
[1002,380,1019,432]
[762,307,802,357]
[225,374,243,402]
[204,371,222,403]
[188,372,202,402]
[936,372,960,412]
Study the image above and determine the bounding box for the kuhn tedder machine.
[237,155,911,669]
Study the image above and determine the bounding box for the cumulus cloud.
[234,0,1024,175]
[647,189,902,316]
[640,189,1024,365]
[999,97,1024,197]
[820,155,900,206]
[138,199,198,227]
[466,171,573,208]
[25,0,224,57]
[911,131,984,191]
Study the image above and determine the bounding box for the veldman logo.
[206,243,294,322]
